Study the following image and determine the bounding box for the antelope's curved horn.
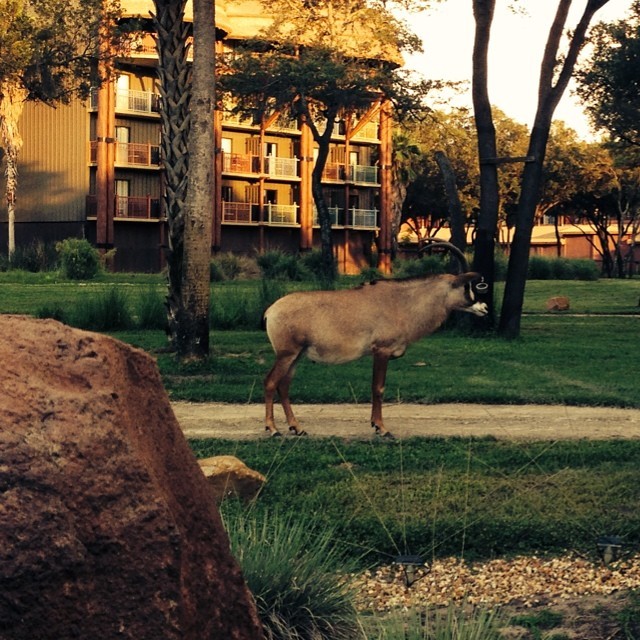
[417,241,469,273]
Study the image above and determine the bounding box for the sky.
[400,0,633,141]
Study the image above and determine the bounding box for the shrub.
[71,287,133,331]
[299,249,334,281]
[259,278,287,314]
[211,252,261,281]
[527,256,600,281]
[393,255,447,279]
[135,287,168,330]
[223,509,360,640]
[56,238,101,280]
[210,288,262,329]
[8,240,58,272]
[36,304,67,323]
[257,250,305,281]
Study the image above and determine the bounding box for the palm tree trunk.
[152,0,192,346]
[0,82,27,262]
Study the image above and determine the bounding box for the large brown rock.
[0,315,263,640]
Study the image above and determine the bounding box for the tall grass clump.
[56,238,101,280]
[135,287,168,330]
[257,250,306,281]
[71,287,133,330]
[211,252,260,281]
[224,509,360,640]
[210,286,265,329]
[362,605,506,640]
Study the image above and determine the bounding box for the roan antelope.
[262,245,489,438]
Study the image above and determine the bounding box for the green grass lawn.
[2,271,639,565]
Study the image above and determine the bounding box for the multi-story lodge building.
[0,0,395,274]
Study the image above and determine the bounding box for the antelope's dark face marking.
[455,277,489,317]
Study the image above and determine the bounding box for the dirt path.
[172,402,640,440]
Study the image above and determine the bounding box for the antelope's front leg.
[371,351,392,438]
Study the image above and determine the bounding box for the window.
[115,180,129,217]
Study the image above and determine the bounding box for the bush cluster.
[56,238,102,280]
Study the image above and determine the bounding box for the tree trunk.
[307,111,338,285]
[471,0,499,327]
[0,82,27,262]
[176,0,216,359]
[153,0,192,346]
[434,150,466,253]
[499,0,611,338]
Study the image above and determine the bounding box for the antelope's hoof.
[289,426,308,437]
[265,426,282,438]
[371,422,395,439]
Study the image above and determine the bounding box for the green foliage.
[1,240,58,272]
[616,590,640,640]
[257,250,306,281]
[210,252,261,281]
[223,508,360,640]
[135,286,167,330]
[528,256,599,281]
[71,286,133,331]
[509,610,565,640]
[392,255,447,278]
[363,605,506,639]
[56,238,101,280]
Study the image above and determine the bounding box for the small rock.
[546,296,570,311]
[199,455,266,502]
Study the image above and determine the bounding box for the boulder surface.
[0,315,263,640]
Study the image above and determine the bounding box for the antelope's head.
[451,273,489,317]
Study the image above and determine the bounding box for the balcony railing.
[313,206,342,226]
[86,195,161,220]
[322,163,345,181]
[222,152,299,178]
[348,164,379,184]
[347,207,378,228]
[89,87,160,115]
[222,202,253,223]
[90,141,160,167]
[265,155,299,178]
[222,152,260,174]
[266,203,298,225]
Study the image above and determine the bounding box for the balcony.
[222,152,299,178]
[90,87,160,116]
[222,202,253,224]
[86,195,161,220]
[266,203,298,225]
[222,152,260,174]
[348,164,379,184]
[347,207,378,228]
[90,141,160,168]
[264,155,299,178]
[322,163,345,182]
[313,206,378,228]
[313,206,342,226]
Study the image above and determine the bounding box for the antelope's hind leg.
[264,352,304,437]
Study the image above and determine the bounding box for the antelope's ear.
[452,272,481,288]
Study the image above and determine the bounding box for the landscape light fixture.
[394,554,428,587]
[596,535,625,564]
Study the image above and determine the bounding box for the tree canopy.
[575,0,640,147]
